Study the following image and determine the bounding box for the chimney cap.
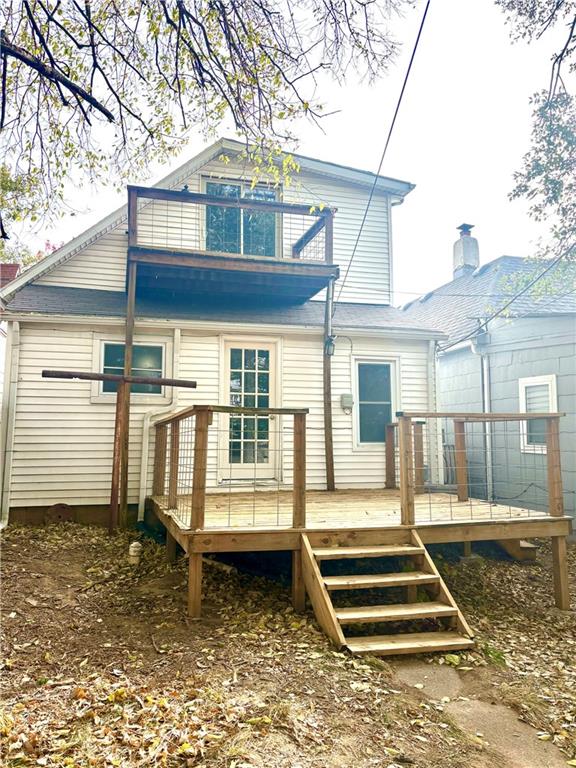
[457,223,474,236]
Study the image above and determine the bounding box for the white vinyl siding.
[33,154,392,304]
[8,322,431,507]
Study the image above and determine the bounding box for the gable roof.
[0,138,414,302]
[2,284,444,337]
[401,255,576,347]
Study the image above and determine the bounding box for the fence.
[385,412,565,524]
[152,404,307,530]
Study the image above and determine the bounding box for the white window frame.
[518,374,557,454]
[201,176,282,258]
[90,333,173,405]
[352,357,400,449]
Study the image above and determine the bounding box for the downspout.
[323,278,335,491]
[137,328,182,521]
[480,352,494,500]
[0,321,20,529]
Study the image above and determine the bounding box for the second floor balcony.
[127,184,339,303]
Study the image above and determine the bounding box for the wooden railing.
[152,404,308,530]
[386,411,566,527]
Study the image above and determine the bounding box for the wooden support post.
[166,531,177,563]
[547,416,570,609]
[292,412,307,612]
[398,415,415,526]
[191,407,211,530]
[323,224,335,492]
[187,553,203,618]
[168,421,180,509]
[119,259,137,528]
[109,380,126,534]
[454,419,468,502]
[551,537,570,610]
[385,424,396,489]
[152,424,168,496]
[413,422,425,494]
[463,541,472,557]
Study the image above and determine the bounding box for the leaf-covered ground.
[0,524,574,767]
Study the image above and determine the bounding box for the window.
[357,362,393,444]
[205,180,277,257]
[102,343,163,394]
[519,374,557,453]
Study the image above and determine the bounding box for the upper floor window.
[518,374,557,453]
[205,180,277,257]
[102,343,163,394]
[357,361,393,444]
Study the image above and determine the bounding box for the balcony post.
[167,421,180,510]
[152,424,168,496]
[190,407,212,531]
[397,414,415,526]
[385,424,396,489]
[546,415,570,610]
[413,421,425,494]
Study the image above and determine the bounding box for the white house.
[0,138,443,526]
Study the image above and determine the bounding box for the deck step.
[323,571,438,591]
[335,601,457,624]
[313,544,424,560]
[346,631,475,656]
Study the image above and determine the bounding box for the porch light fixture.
[324,335,336,356]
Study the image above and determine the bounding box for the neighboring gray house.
[402,226,576,521]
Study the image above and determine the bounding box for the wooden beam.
[292,412,307,528]
[190,407,211,530]
[323,280,335,491]
[127,187,138,247]
[413,422,425,494]
[385,424,396,489]
[454,420,468,503]
[301,534,345,647]
[546,416,564,517]
[119,260,137,528]
[109,380,126,534]
[166,531,177,563]
[398,416,415,525]
[292,551,305,612]
[551,536,571,610]
[42,370,197,388]
[398,411,566,421]
[155,404,309,428]
[187,553,203,618]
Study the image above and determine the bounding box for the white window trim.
[352,356,400,450]
[518,374,557,454]
[201,176,283,258]
[91,332,173,405]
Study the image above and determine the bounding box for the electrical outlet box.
[340,393,354,411]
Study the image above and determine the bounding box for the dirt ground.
[1,524,575,768]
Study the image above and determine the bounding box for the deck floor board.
[151,488,547,531]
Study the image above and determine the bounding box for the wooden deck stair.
[301,531,474,657]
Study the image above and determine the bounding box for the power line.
[334,0,431,307]
[438,246,575,352]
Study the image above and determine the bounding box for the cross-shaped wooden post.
[42,370,197,533]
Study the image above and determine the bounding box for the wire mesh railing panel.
[134,194,328,263]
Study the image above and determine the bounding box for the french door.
[220,342,278,480]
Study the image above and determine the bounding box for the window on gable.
[102,343,163,394]
[205,180,277,257]
[357,362,393,444]
[519,375,556,453]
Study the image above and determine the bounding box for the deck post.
[397,414,415,526]
[413,421,425,494]
[166,531,177,563]
[191,406,212,531]
[167,421,180,510]
[547,416,570,609]
[188,552,203,618]
[385,424,396,489]
[152,424,168,496]
[454,419,468,502]
[119,256,137,528]
[292,412,307,611]
[109,380,126,534]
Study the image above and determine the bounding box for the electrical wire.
[438,245,575,352]
[334,0,431,307]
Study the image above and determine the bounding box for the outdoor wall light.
[324,335,336,356]
[340,393,354,415]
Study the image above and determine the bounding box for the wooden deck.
[152,488,553,531]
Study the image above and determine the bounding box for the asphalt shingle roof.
[2,284,443,335]
[401,256,576,345]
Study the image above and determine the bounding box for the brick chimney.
[453,223,479,279]
[0,263,20,289]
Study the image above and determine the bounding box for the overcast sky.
[38,0,561,304]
